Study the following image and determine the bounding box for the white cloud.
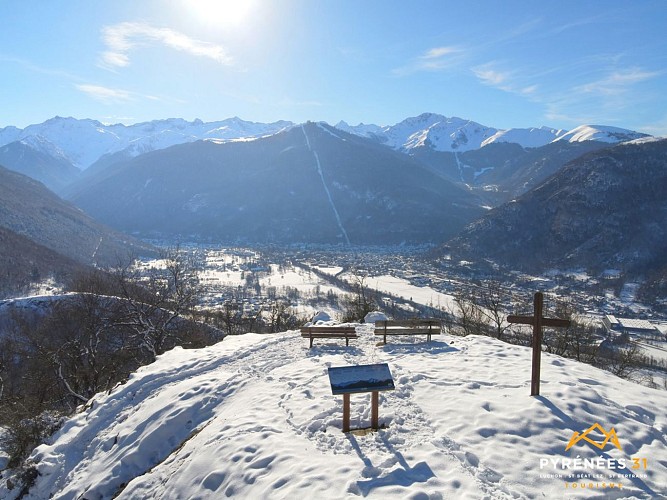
[100,22,233,69]
[420,47,459,60]
[472,65,509,86]
[393,46,465,76]
[75,84,133,103]
[576,67,662,96]
[471,63,536,96]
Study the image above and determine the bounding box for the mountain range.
[0,112,664,297]
[0,114,650,172]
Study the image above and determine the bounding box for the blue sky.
[2,0,666,134]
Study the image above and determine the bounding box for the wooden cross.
[507,292,570,396]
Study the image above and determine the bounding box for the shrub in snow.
[311,311,332,324]
[364,311,388,323]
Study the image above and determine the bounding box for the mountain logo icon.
[565,423,622,452]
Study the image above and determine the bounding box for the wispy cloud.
[392,46,465,76]
[471,62,537,96]
[100,22,233,69]
[576,67,662,96]
[75,84,134,103]
[1,54,80,81]
[472,65,508,87]
[523,63,663,127]
[548,13,614,36]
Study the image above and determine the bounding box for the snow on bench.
[300,326,358,348]
[374,319,441,344]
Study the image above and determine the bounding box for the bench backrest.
[374,319,441,328]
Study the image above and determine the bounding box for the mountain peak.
[554,124,649,144]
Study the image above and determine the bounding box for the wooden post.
[371,391,379,429]
[507,292,570,396]
[343,393,350,432]
[531,292,543,396]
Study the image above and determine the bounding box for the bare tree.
[542,300,600,363]
[341,272,377,322]
[598,342,643,379]
[106,248,204,360]
[266,299,301,332]
[477,281,512,340]
[450,286,485,336]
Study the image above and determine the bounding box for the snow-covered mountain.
[0,138,80,192]
[554,124,649,143]
[338,113,499,152]
[0,115,651,171]
[336,113,648,153]
[481,126,567,148]
[0,117,294,169]
[6,329,666,499]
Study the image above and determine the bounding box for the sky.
[1,0,666,134]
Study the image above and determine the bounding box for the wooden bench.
[374,319,441,344]
[300,326,358,348]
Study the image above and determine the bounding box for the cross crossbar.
[506,315,571,328]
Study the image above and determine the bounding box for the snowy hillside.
[9,329,666,499]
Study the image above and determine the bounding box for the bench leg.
[345,336,349,347]
[371,391,379,430]
[310,335,313,348]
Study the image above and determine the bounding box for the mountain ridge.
[0,165,153,267]
[0,114,651,172]
[445,138,667,278]
[68,122,485,245]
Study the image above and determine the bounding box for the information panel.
[327,363,395,395]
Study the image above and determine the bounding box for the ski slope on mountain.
[10,328,666,499]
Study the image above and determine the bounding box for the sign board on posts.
[327,363,395,432]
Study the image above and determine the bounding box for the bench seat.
[300,326,358,348]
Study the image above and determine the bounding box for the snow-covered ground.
[365,274,457,312]
[7,329,666,499]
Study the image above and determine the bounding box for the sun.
[188,0,253,29]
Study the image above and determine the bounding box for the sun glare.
[188,0,253,29]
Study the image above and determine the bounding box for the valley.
[134,242,667,369]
